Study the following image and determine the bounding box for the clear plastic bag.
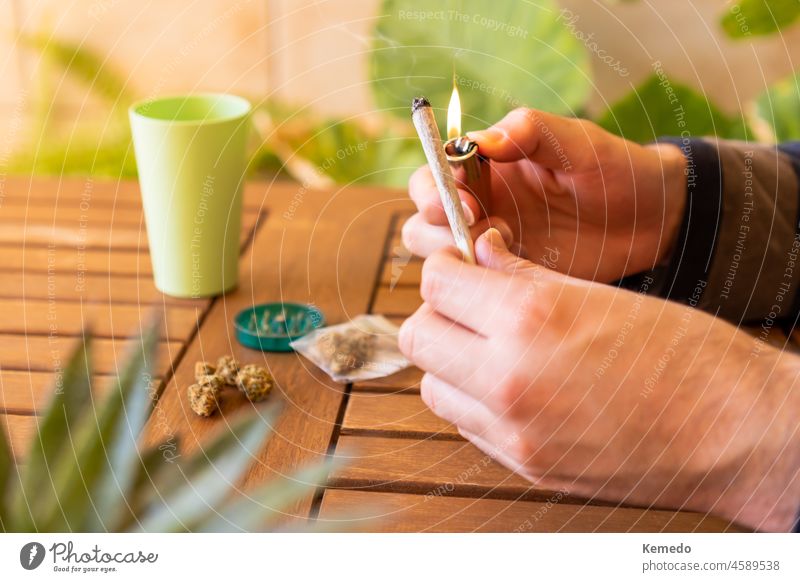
[290,314,410,383]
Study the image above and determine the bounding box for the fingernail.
[461,201,476,226]
[481,227,508,249]
[466,127,504,145]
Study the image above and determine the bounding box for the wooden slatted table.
[0,176,771,532]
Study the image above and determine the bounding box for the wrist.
[648,143,687,266]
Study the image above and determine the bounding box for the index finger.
[420,248,547,336]
[409,165,481,227]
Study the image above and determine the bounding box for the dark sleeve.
[631,138,800,325]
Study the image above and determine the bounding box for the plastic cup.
[129,93,251,297]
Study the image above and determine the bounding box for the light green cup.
[129,93,251,298]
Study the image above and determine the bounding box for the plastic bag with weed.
[290,314,410,383]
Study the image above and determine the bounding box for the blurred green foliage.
[721,0,800,39]
[10,1,800,184]
[757,71,800,141]
[598,75,752,143]
[370,0,591,128]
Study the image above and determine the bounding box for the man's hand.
[399,229,800,531]
[403,108,687,282]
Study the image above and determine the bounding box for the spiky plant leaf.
[84,320,161,530]
[27,320,159,530]
[0,420,12,527]
[32,322,159,531]
[135,409,279,532]
[196,459,335,532]
[115,437,182,531]
[2,323,344,532]
[12,336,93,530]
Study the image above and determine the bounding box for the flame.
[446,84,461,140]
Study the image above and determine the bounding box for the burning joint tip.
[411,96,431,113]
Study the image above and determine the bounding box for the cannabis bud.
[215,355,240,387]
[187,355,273,417]
[194,361,217,378]
[187,381,220,417]
[236,364,274,402]
[323,328,376,375]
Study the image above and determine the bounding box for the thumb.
[476,228,538,274]
[467,108,613,171]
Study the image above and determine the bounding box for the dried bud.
[197,373,223,392]
[188,382,220,417]
[320,328,376,375]
[236,364,274,402]
[216,355,240,386]
[194,361,216,380]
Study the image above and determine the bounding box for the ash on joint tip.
[411,96,431,113]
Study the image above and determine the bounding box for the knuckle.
[398,316,418,362]
[511,278,553,337]
[420,253,447,304]
[579,119,614,157]
[494,370,530,417]
[419,373,437,413]
[511,106,535,121]
[401,215,420,253]
[507,436,534,465]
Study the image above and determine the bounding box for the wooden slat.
[0,271,208,306]
[0,299,202,341]
[0,271,210,306]
[0,211,259,250]
[330,436,539,500]
[0,246,153,276]
[0,178,144,209]
[142,186,407,523]
[0,371,159,414]
[342,393,460,440]
[317,490,743,533]
[352,365,422,393]
[0,204,147,227]
[372,285,422,316]
[0,335,180,376]
[0,176,400,214]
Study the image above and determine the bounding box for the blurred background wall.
[2,0,800,185]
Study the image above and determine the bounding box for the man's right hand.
[403,107,688,282]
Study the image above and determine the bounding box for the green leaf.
[721,0,800,39]
[370,0,591,127]
[597,74,752,142]
[14,336,93,529]
[0,421,12,526]
[36,319,159,531]
[756,71,800,140]
[85,319,161,531]
[114,437,182,531]
[196,459,335,532]
[136,408,278,532]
